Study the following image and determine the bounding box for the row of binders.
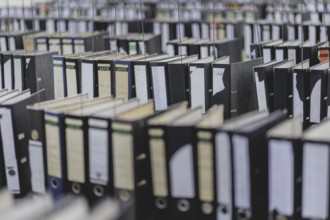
[1,88,330,220]
[53,52,257,118]
[0,189,122,220]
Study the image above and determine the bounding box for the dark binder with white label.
[189,56,214,114]
[26,94,89,195]
[309,61,330,125]
[273,60,295,117]
[111,101,160,220]
[253,60,286,112]
[214,110,269,220]
[292,60,310,128]
[301,121,330,220]
[147,102,189,220]
[266,118,303,220]
[0,89,46,198]
[166,107,203,220]
[167,55,199,106]
[87,99,140,204]
[231,110,286,220]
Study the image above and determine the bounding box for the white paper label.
[74,39,85,53]
[81,62,94,98]
[0,37,7,51]
[45,116,61,178]
[112,125,134,190]
[275,49,284,61]
[200,46,209,58]
[213,68,225,95]
[263,48,271,63]
[272,25,280,40]
[170,144,195,198]
[293,73,304,122]
[288,49,296,65]
[13,58,22,91]
[9,37,15,51]
[29,140,46,194]
[233,135,250,209]
[89,119,108,185]
[134,65,148,104]
[269,139,294,215]
[152,66,168,111]
[215,132,232,220]
[66,62,78,96]
[309,26,317,45]
[310,79,321,123]
[190,66,206,113]
[4,59,12,91]
[150,136,168,197]
[53,60,65,98]
[0,108,20,194]
[255,71,267,111]
[97,63,112,97]
[161,23,170,52]
[167,44,175,56]
[302,142,329,219]
[192,23,201,39]
[66,119,85,183]
[244,25,252,57]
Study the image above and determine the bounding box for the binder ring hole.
[202,203,213,214]
[220,205,228,214]
[72,183,81,194]
[51,179,58,189]
[119,190,130,201]
[155,198,167,209]
[237,209,248,220]
[93,185,104,197]
[177,199,190,212]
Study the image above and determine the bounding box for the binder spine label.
[115,64,129,101]
[302,142,329,219]
[151,66,168,111]
[190,66,206,113]
[74,39,85,53]
[4,59,12,91]
[53,60,65,99]
[212,68,225,96]
[88,119,109,185]
[268,139,294,215]
[232,135,251,209]
[45,115,62,178]
[149,129,168,197]
[65,118,85,183]
[215,132,232,219]
[293,72,304,122]
[36,38,47,51]
[0,108,20,193]
[254,71,267,111]
[13,58,22,91]
[97,64,111,97]
[65,62,78,96]
[29,140,46,194]
[129,42,137,55]
[81,62,95,98]
[310,78,321,123]
[197,131,214,202]
[134,65,148,104]
[169,143,195,198]
[112,123,134,190]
